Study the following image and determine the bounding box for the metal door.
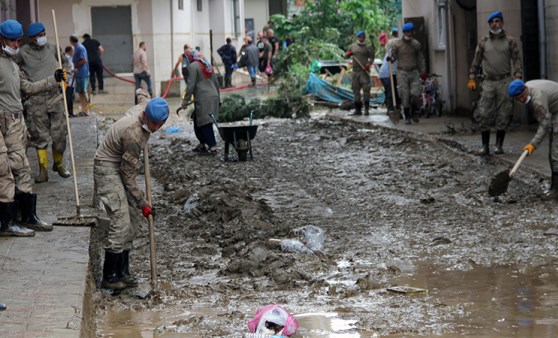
[91,6,133,73]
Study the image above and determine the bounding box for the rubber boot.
[0,202,35,237]
[225,75,232,88]
[102,251,127,290]
[364,101,370,116]
[404,108,411,124]
[119,250,139,287]
[542,172,558,200]
[251,77,256,87]
[477,131,490,156]
[16,192,52,231]
[351,101,362,115]
[35,148,48,183]
[495,130,505,154]
[52,148,71,178]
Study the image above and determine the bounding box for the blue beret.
[402,22,414,32]
[145,97,169,123]
[392,28,399,34]
[508,80,526,97]
[356,30,365,38]
[487,11,503,23]
[0,19,23,39]
[26,22,45,37]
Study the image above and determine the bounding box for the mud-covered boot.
[542,172,558,200]
[364,101,370,116]
[35,148,48,183]
[250,77,256,87]
[476,131,490,156]
[495,130,506,154]
[52,148,71,178]
[404,108,411,124]
[102,251,127,290]
[16,192,52,231]
[119,250,139,287]
[0,202,35,237]
[350,101,362,116]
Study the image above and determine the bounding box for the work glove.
[142,205,154,218]
[231,64,238,71]
[345,50,353,58]
[468,78,476,91]
[523,143,535,155]
[54,69,66,83]
[420,73,429,81]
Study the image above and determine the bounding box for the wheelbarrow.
[210,112,258,161]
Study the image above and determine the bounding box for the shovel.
[488,150,529,196]
[143,144,158,289]
[386,53,401,124]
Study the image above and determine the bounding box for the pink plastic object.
[265,65,273,76]
[248,305,299,337]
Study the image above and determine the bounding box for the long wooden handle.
[144,144,158,288]
[510,150,529,177]
[387,52,397,108]
[52,9,81,215]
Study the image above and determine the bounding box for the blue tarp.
[305,73,385,105]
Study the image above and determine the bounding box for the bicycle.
[420,73,444,117]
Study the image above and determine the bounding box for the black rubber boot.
[250,77,256,87]
[16,192,52,231]
[404,108,411,124]
[102,251,127,290]
[477,131,490,155]
[351,101,362,115]
[225,75,232,88]
[495,130,506,154]
[542,172,558,200]
[119,250,139,287]
[364,102,370,115]
[0,202,35,237]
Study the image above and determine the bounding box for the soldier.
[468,11,522,155]
[389,22,426,124]
[508,80,558,200]
[0,19,66,234]
[17,22,71,183]
[346,30,375,116]
[94,91,168,290]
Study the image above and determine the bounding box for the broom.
[51,9,96,226]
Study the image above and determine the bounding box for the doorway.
[91,6,133,73]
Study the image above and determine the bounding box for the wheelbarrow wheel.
[237,139,249,161]
[238,149,248,161]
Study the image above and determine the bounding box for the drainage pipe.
[538,0,547,79]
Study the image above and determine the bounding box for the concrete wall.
[547,1,558,80]
[245,0,268,35]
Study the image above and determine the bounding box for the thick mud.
[95,112,558,337]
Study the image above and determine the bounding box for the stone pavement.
[0,76,552,337]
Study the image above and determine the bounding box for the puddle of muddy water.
[392,262,558,337]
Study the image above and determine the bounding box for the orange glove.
[468,78,476,91]
[142,205,153,218]
[523,144,535,155]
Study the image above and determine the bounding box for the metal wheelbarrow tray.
[211,113,258,161]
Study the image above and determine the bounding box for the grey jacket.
[183,61,220,127]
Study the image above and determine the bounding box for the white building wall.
[245,0,268,35]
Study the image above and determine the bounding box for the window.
[197,0,202,11]
[232,0,240,36]
[178,0,184,10]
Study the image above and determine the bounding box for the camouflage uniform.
[391,37,425,120]
[94,91,151,253]
[470,30,522,131]
[348,42,375,114]
[17,41,70,182]
[0,131,14,203]
[469,29,522,154]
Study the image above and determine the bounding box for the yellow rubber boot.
[35,148,48,183]
[52,149,71,178]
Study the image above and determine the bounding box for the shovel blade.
[488,169,512,196]
[387,109,401,124]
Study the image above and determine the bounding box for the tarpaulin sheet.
[305,73,385,105]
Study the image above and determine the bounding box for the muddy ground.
[94,111,558,337]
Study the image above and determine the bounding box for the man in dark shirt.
[82,33,106,94]
[217,38,237,88]
[266,29,279,62]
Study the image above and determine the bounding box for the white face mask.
[2,44,19,55]
[525,95,532,104]
[36,36,47,46]
[490,29,502,35]
[403,35,412,41]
